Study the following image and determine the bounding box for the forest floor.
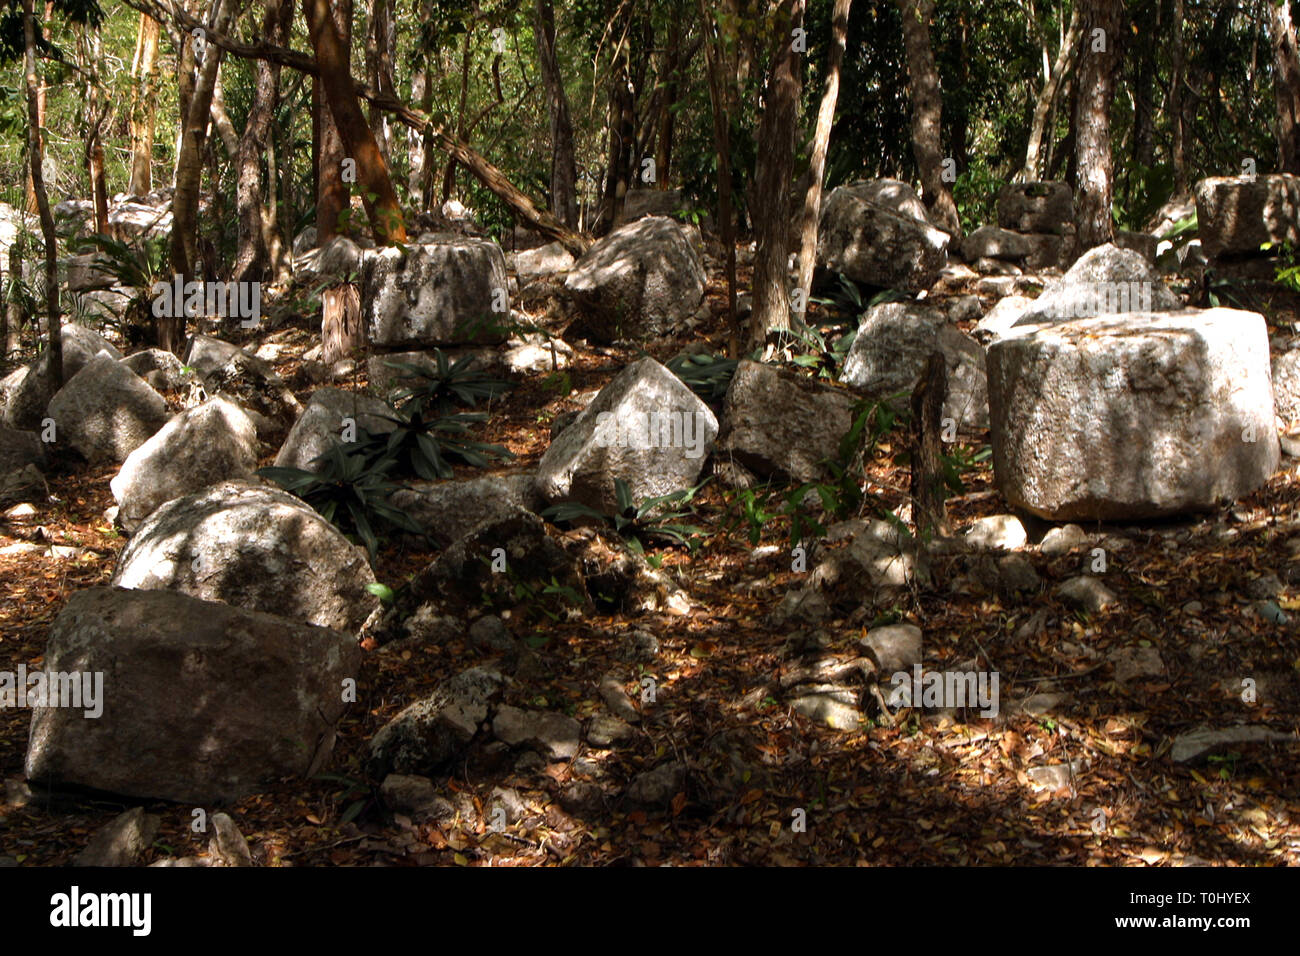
[1,266,1299,866]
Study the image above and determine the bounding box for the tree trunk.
[80,26,110,235]
[117,0,583,251]
[1271,0,1300,174]
[1022,6,1081,182]
[24,1,50,214]
[233,0,290,283]
[534,0,578,227]
[173,0,202,187]
[313,0,351,242]
[365,0,395,167]
[699,0,738,343]
[4,242,22,356]
[794,0,851,325]
[748,0,805,354]
[127,12,161,196]
[321,284,363,365]
[1074,0,1123,251]
[909,350,949,537]
[654,21,683,187]
[24,0,59,388]
[441,26,473,204]
[599,45,634,233]
[896,0,960,235]
[169,0,234,351]
[1170,0,1187,192]
[408,0,432,210]
[304,0,407,243]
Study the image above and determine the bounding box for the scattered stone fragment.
[1170,726,1294,763]
[1058,575,1117,613]
[74,807,160,867]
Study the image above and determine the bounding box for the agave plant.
[665,351,739,403]
[385,349,511,416]
[257,444,424,564]
[542,477,707,553]
[353,396,515,481]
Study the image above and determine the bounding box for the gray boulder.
[368,667,504,777]
[840,302,989,431]
[388,472,542,549]
[273,388,395,472]
[817,179,951,292]
[959,225,1030,262]
[46,353,169,464]
[1273,348,1300,426]
[988,308,1280,520]
[185,335,303,440]
[65,253,115,293]
[535,356,718,512]
[110,479,379,633]
[717,360,858,482]
[564,216,706,343]
[110,397,260,531]
[61,324,123,379]
[74,808,161,867]
[997,182,1074,233]
[1012,243,1180,326]
[508,241,575,283]
[619,188,684,223]
[0,325,124,429]
[1195,174,1300,259]
[121,348,188,391]
[25,587,359,804]
[363,236,510,348]
[0,426,45,473]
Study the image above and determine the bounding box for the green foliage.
[78,232,169,338]
[1262,240,1300,294]
[354,399,514,482]
[951,156,1000,230]
[258,445,424,565]
[541,477,707,554]
[384,349,511,415]
[664,351,740,403]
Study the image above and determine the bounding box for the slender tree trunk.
[1023,6,1081,182]
[209,72,241,157]
[408,2,431,210]
[794,0,851,325]
[699,0,738,344]
[173,0,202,186]
[127,13,161,196]
[441,28,473,204]
[80,27,110,235]
[1074,0,1123,251]
[24,1,50,214]
[365,0,394,167]
[1271,0,1300,174]
[304,0,406,243]
[233,0,289,283]
[167,0,234,352]
[534,0,578,227]
[5,242,22,355]
[896,0,960,235]
[748,0,805,354]
[910,351,949,537]
[313,0,351,242]
[1171,0,1187,192]
[24,0,59,388]
[600,44,634,233]
[654,21,683,187]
